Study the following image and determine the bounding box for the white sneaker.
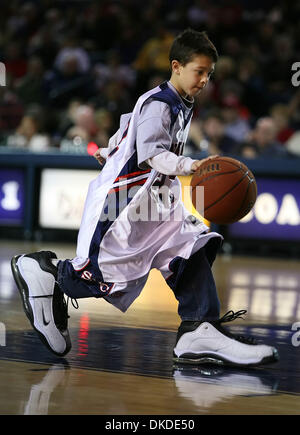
[11,251,71,357]
[173,310,279,367]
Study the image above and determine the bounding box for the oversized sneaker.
[11,251,71,357]
[173,310,279,367]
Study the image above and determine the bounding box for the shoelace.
[53,291,79,330]
[67,296,79,311]
[216,309,257,345]
[218,309,247,323]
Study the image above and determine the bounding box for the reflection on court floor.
[0,241,299,415]
[226,267,300,323]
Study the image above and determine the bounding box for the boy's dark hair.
[169,28,218,65]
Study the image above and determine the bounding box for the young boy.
[11,29,278,367]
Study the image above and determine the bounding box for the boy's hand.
[94,148,106,166]
[191,155,219,173]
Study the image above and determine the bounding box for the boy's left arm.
[93,128,120,166]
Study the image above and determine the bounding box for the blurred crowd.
[1,0,300,159]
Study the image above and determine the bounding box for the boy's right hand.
[191,155,219,173]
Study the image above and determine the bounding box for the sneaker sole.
[11,254,70,357]
[173,349,279,367]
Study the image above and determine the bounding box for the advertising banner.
[229,178,300,241]
[0,169,25,226]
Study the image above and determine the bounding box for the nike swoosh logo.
[41,305,50,326]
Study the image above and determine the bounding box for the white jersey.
[71,81,222,311]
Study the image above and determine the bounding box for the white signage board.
[39,169,99,229]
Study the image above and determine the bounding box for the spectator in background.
[93,50,136,92]
[287,89,300,130]
[237,57,267,118]
[220,92,251,144]
[43,8,66,37]
[192,79,218,121]
[285,90,300,156]
[211,56,236,103]
[188,110,238,156]
[222,36,242,60]
[15,56,44,105]
[256,20,276,61]
[136,25,174,74]
[115,26,142,65]
[286,131,300,157]
[94,108,114,147]
[270,104,295,144]
[54,33,91,74]
[56,99,82,140]
[4,41,27,85]
[236,117,288,159]
[12,2,41,41]
[28,27,60,71]
[0,73,24,138]
[77,1,122,52]
[0,1,300,157]
[265,34,296,106]
[43,53,96,108]
[61,104,113,151]
[7,106,50,152]
[185,118,206,156]
[133,25,174,93]
[64,104,98,143]
[90,80,134,130]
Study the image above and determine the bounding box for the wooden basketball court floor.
[0,240,300,415]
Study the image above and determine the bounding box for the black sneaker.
[11,251,71,356]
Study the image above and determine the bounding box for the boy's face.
[171,54,215,98]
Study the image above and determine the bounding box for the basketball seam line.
[204,170,250,212]
[191,169,241,189]
[212,157,248,171]
[231,178,254,221]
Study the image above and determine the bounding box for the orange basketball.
[191,156,257,225]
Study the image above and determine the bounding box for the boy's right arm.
[190,156,219,172]
[136,99,217,176]
[145,151,194,176]
[146,152,218,176]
